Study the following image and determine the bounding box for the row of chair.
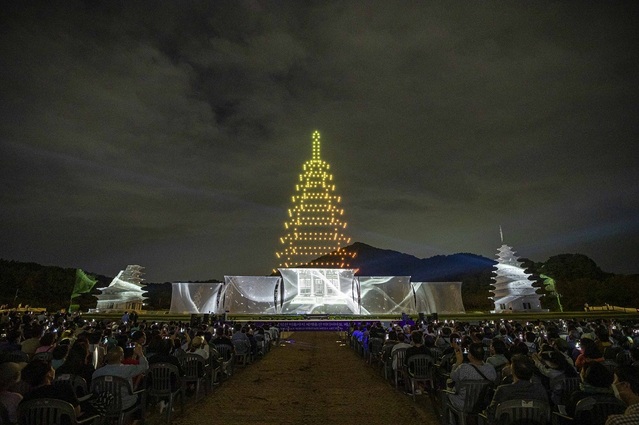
[16,329,281,425]
[349,334,626,425]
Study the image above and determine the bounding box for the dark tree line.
[0,259,110,311]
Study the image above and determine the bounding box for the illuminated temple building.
[490,243,543,313]
[275,131,354,269]
[95,265,147,311]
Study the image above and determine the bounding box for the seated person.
[607,365,639,425]
[0,362,23,423]
[486,354,548,422]
[435,326,453,350]
[147,339,183,391]
[34,332,57,354]
[566,362,615,417]
[390,333,411,372]
[92,345,148,411]
[20,325,43,359]
[51,344,69,370]
[403,331,432,393]
[56,342,95,392]
[381,331,399,364]
[187,336,209,361]
[533,349,579,405]
[575,338,604,371]
[129,331,147,353]
[501,341,528,370]
[121,345,145,389]
[20,359,96,419]
[447,342,497,412]
[486,339,509,380]
[404,331,432,365]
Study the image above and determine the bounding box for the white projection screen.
[413,282,465,314]
[222,276,282,315]
[169,270,465,315]
[358,276,415,315]
[169,282,224,314]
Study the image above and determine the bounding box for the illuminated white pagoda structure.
[95,265,147,311]
[490,241,543,313]
[275,131,354,269]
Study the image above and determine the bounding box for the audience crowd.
[0,309,280,424]
[2,308,639,425]
[349,316,639,425]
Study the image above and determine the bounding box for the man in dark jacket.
[486,354,549,423]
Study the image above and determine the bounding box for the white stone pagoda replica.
[95,265,147,312]
[490,230,543,313]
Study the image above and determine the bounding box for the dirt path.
[165,332,441,425]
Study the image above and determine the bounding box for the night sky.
[1,2,638,282]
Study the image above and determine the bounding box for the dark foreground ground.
[152,331,441,425]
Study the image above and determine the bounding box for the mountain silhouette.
[311,242,496,281]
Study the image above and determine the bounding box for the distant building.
[95,265,146,311]
[490,244,543,313]
[275,131,354,270]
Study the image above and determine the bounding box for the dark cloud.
[1,1,637,280]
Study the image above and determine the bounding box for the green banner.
[71,269,97,300]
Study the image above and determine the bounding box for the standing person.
[606,366,639,425]
[121,312,129,325]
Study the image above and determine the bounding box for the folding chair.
[406,354,434,401]
[493,399,550,425]
[90,375,146,425]
[443,380,494,425]
[180,353,208,401]
[18,398,99,425]
[146,363,184,425]
[392,348,408,389]
[52,374,90,400]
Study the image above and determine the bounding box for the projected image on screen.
[357,276,414,315]
[223,276,282,315]
[169,269,465,315]
[279,268,357,314]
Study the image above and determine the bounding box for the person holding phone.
[92,344,148,411]
[446,342,497,413]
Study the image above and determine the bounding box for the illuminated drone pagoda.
[276,131,353,269]
[490,235,543,313]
